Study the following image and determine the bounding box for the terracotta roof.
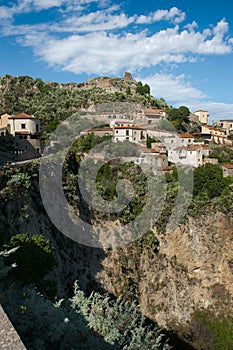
[9,113,36,119]
[187,145,203,151]
[174,145,207,152]
[174,146,187,151]
[162,166,173,171]
[177,133,194,138]
[203,126,225,132]
[223,164,233,169]
[143,108,162,114]
[141,148,159,153]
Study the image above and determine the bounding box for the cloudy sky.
[0,0,233,122]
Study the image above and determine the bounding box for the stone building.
[222,164,233,177]
[214,119,233,135]
[193,110,209,125]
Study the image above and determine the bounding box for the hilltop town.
[0,76,232,175]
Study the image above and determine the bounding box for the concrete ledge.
[0,305,26,350]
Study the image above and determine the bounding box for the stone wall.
[0,305,26,350]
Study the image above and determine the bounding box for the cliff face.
[96,211,233,328]
[1,165,232,344]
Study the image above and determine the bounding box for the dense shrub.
[193,164,231,198]
[5,234,55,289]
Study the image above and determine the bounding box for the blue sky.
[0,0,233,122]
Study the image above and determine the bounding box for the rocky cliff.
[0,162,232,348]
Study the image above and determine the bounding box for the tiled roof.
[223,164,233,169]
[177,133,194,138]
[174,145,207,152]
[174,146,187,151]
[9,113,36,119]
[203,126,225,132]
[143,108,162,114]
[162,166,173,171]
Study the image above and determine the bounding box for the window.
[126,130,129,136]
[21,123,26,129]
[126,137,129,140]
[116,130,118,134]
[36,124,39,132]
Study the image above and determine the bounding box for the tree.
[136,82,151,96]
[126,86,131,95]
[167,106,190,132]
[193,163,229,198]
[136,81,144,95]
[143,83,150,95]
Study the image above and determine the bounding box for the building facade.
[193,110,209,125]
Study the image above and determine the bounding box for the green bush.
[6,234,55,289]
[193,164,230,198]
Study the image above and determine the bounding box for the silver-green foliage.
[0,248,170,349]
[71,282,171,350]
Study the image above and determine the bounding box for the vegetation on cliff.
[0,74,167,135]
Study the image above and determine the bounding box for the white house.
[168,144,209,167]
[8,113,40,136]
[0,112,41,160]
[113,126,146,143]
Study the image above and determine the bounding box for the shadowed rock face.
[96,210,233,328]
[0,305,26,350]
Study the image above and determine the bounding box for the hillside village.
[0,75,233,350]
[0,73,232,176]
[0,103,233,176]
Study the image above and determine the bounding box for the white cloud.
[136,7,185,25]
[184,21,198,32]
[138,73,207,104]
[0,0,100,19]
[11,18,232,77]
[50,11,137,33]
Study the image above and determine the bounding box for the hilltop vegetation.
[0,74,167,133]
